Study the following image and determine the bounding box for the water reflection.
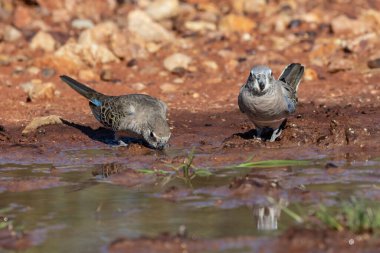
[92,163,126,179]
[253,198,288,231]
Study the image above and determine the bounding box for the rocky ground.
[0,0,380,252]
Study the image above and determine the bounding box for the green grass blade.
[136,169,170,175]
[234,159,310,168]
[195,169,213,177]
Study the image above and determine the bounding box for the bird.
[60,75,171,149]
[238,63,304,142]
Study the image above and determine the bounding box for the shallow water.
[1,152,380,252]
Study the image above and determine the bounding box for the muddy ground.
[0,0,380,252]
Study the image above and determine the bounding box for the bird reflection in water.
[253,198,288,231]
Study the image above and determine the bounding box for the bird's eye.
[248,72,255,81]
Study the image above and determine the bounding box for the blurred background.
[0,0,379,117]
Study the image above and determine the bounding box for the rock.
[64,0,117,22]
[0,0,13,20]
[20,80,57,101]
[163,53,192,72]
[220,14,256,33]
[30,31,56,52]
[160,83,177,93]
[203,60,218,71]
[327,58,354,73]
[131,82,146,91]
[78,69,97,81]
[140,65,160,76]
[34,54,79,74]
[22,115,63,135]
[272,15,291,33]
[100,69,116,82]
[52,9,71,23]
[145,0,179,21]
[367,58,380,69]
[78,21,119,45]
[184,21,216,32]
[13,66,24,75]
[30,19,50,32]
[3,25,22,42]
[304,68,318,81]
[13,5,33,28]
[146,42,162,53]
[53,43,84,69]
[71,18,94,30]
[271,35,295,51]
[364,10,380,32]
[127,10,174,43]
[110,32,130,58]
[241,33,252,41]
[111,30,149,60]
[36,0,64,11]
[0,54,11,66]
[218,50,237,60]
[331,15,368,35]
[173,78,184,84]
[231,0,245,13]
[127,59,138,68]
[27,66,41,75]
[233,0,266,14]
[78,22,148,60]
[309,38,342,67]
[344,33,377,53]
[226,59,238,72]
[243,0,267,14]
[55,41,119,67]
[41,68,56,78]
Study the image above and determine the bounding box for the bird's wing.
[276,79,297,114]
[90,97,135,130]
[284,95,296,114]
[278,63,304,92]
[129,94,168,116]
[238,90,246,114]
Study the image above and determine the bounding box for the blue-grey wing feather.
[278,63,304,100]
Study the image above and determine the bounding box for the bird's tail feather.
[278,63,304,91]
[60,75,102,100]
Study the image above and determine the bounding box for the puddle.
[1,153,380,252]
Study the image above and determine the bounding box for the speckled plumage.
[60,75,171,149]
[238,63,304,141]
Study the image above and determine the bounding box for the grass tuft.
[317,197,380,233]
[281,197,380,234]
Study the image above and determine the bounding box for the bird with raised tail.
[60,75,171,149]
[238,63,304,142]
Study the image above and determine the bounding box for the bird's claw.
[269,128,282,142]
[255,127,283,142]
[116,140,129,147]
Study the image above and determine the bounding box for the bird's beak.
[157,142,169,150]
[258,77,265,91]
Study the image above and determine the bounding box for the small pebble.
[100,69,114,82]
[367,58,380,69]
[131,82,146,91]
[71,18,94,30]
[41,68,55,78]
